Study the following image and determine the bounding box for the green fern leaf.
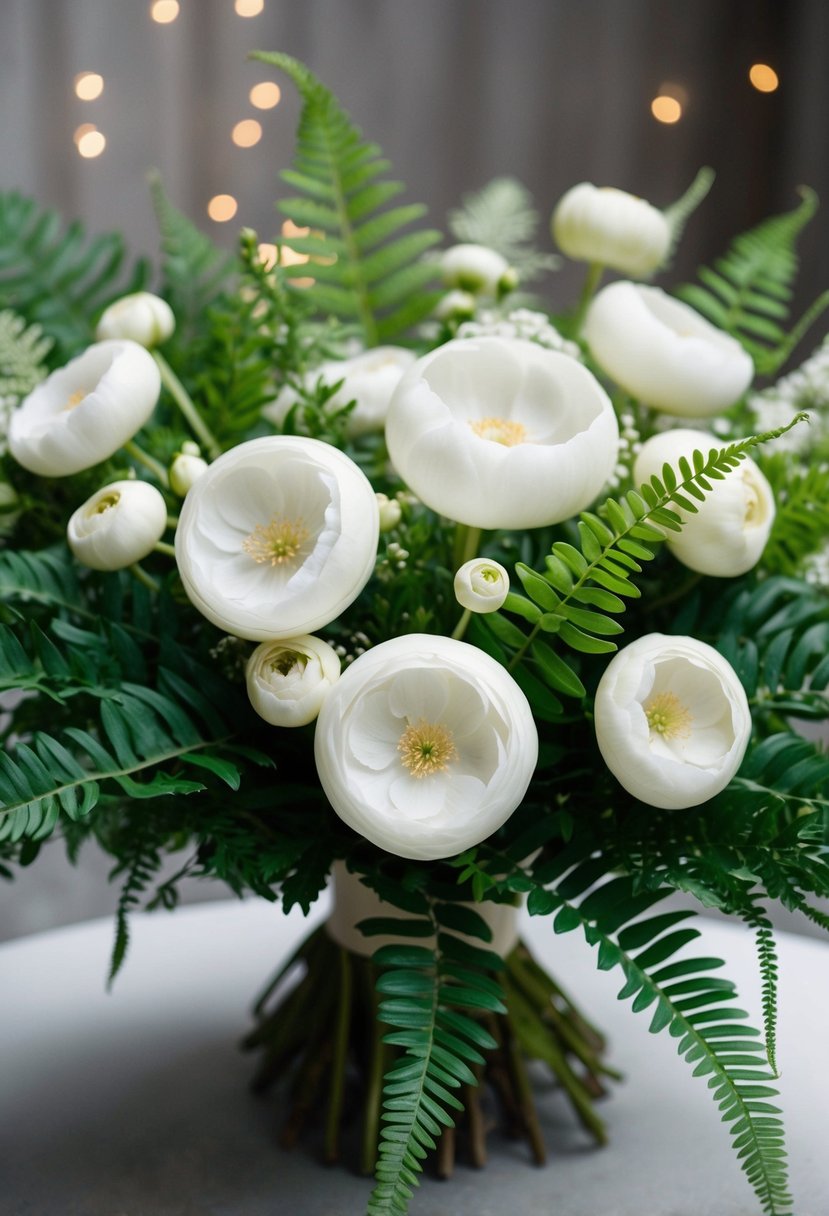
[447,176,559,282]
[0,310,52,423]
[251,51,443,345]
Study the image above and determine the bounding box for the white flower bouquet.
[1,51,828,1216]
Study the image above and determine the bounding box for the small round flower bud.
[440,244,510,296]
[376,493,402,532]
[96,292,175,348]
[454,558,510,613]
[170,452,209,497]
[246,635,341,727]
[67,479,167,571]
[434,290,477,321]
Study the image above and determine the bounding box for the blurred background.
[1,0,827,941]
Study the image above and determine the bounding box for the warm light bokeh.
[207,194,238,222]
[235,0,264,15]
[74,72,104,101]
[651,95,682,124]
[77,129,106,158]
[749,63,779,93]
[249,81,281,109]
[150,0,180,24]
[232,119,263,148]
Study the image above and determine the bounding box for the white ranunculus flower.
[95,292,175,348]
[454,558,510,613]
[634,429,775,577]
[551,183,671,278]
[8,340,161,477]
[67,479,168,571]
[584,282,754,416]
[315,633,538,860]
[263,347,416,438]
[169,451,209,496]
[594,633,751,810]
[246,634,341,727]
[439,244,512,296]
[175,435,379,641]
[385,336,619,529]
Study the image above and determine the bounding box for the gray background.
[1,0,827,941]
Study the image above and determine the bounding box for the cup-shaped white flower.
[9,340,161,477]
[385,336,619,529]
[634,429,775,576]
[264,347,416,438]
[594,633,751,810]
[551,183,671,277]
[175,435,379,640]
[246,635,341,727]
[440,244,512,295]
[454,558,510,613]
[314,633,538,860]
[584,282,754,416]
[67,479,167,571]
[95,292,175,348]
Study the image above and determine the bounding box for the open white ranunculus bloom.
[95,291,175,348]
[594,633,751,810]
[584,281,754,417]
[551,183,671,277]
[634,429,775,577]
[67,479,168,571]
[454,558,510,613]
[264,347,416,438]
[385,336,619,529]
[8,340,161,477]
[175,435,379,640]
[314,633,538,860]
[246,634,341,727]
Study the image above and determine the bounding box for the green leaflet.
[251,51,443,346]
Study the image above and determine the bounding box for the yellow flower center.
[397,719,458,778]
[64,389,88,411]
[644,691,693,741]
[468,416,528,446]
[88,491,121,516]
[242,517,309,566]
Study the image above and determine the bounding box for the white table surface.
[2,895,826,1216]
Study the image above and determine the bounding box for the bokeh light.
[232,119,263,148]
[150,1,180,24]
[74,72,104,101]
[207,194,238,222]
[77,129,107,158]
[249,82,281,109]
[749,63,779,93]
[651,95,682,124]
[235,0,264,15]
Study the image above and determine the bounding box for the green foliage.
[107,833,164,986]
[0,191,148,364]
[0,546,83,620]
[662,167,716,267]
[760,456,829,576]
[462,850,793,1216]
[447,176,559,283]
[362,895,505,1214]
[677,188,829,375]
[0,309,52,406]
[251,51,443,346]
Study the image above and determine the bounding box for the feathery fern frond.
[0,191,149,364]
[447,176,559,283]
[0,546,83,618]
[743,901,780,1075]
[361,894,505,1214]
[0,309,52,414]
[662,167,716,267]
[108,835,164,986]
[760,458,829,576]
[676,188,829,375]
[251,51,443,346]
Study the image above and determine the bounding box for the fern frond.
[743,902,780,1075]
[361,895,505,1214]
[760,457,829,576]
[0,191,149,363]
[0,310,52,421]
[108,836,163,986]
[0,546,83,618]
[251,51,443,346]
[677,188,829,375]
[447,176,559,283]
[662,167,716,266]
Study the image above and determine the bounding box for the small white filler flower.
[9,340,161,477]
[551,183,671,277]
[175,435,379,641]
[594,633,751,810]
[385,336,619,529]
[314,633,538,860]
[246,635,341,727]
[634,429,775,577]
[454,558,510,613]
[67,479,168,571]
[95,291,175,348]
[584,281,754,417]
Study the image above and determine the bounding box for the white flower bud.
[634,429,775,577]
[376,493,402,532]
[169,452,209,497]
[440,244,511,296]
[9,340,161,478]
[96,292,175,348]
[246,635,341,727]
[67,479,167,570]
[594,633,751,810]
[454,558,509,613]
[584,282,754,417]
[551,183,671,277]
[434,290,477,321]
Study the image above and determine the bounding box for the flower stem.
[451,606,472,641]
[166,514,179,530]
[129,563,159,592]
[123,439,169,487]
[153,350,222,461]
[572,261,604,336]
[153,540,177,558]
[453,523,482,570]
